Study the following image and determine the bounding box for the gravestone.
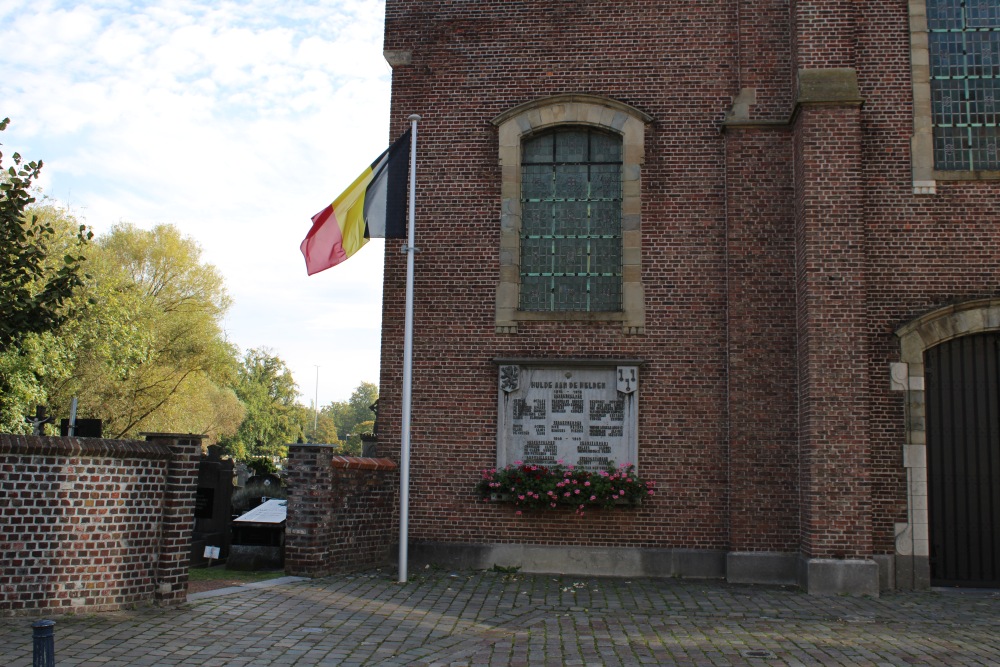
[190,446,235,566]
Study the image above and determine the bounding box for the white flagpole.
[399,114,420,583]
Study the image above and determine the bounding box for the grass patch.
[188,566,286,583]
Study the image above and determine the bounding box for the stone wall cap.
[329,456,399,471]
[0,434,173,459]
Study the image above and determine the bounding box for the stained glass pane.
[591,132,622,162]
[970,125,1000,169]
[590,276,622,311]
[553,201,588,235]
[932,79,965,126]
[591,238,621,274]
[967,31,1000,78]
[522,165,553,199]
[522,201,551,235]
[521,237,553,272]
[930,32,965,78]
[590,165,621,199]
[554,165,588,199]
[967,0,1000,28]
[552,239,590,274]
[523,134,554,163]
[928,0,964,30]
[555,130,588,162]
[554,277,590,311]
[935,126,972,170]
[520,276,551,311]
[590,201,619,235]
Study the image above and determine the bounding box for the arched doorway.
[895,299,1000,588]
[925,333,1000,587]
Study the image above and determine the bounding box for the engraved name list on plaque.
[496,363,639,473]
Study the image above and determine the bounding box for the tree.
[322,381,378,454]
[0,118,91,349]
[219,348,303,460]
[0,119,91,432]
[50,223,240,439]
[302,408,340,446]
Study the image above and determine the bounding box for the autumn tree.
[219,348,303,460]
[51,223,242,439]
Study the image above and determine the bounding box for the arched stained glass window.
[519,127,623,312]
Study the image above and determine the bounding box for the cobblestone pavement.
[3,569,999,666]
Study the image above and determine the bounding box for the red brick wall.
[725,127,798,552]
[380,0,1000,572]
[285,447,398,577]
[0,434,199,615]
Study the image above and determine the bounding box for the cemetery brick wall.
[378,0,1000,576]
[285,447,398,577]
[0,434,200,615]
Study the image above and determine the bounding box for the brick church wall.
[379,0,1000,586]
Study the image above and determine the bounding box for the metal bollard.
[32,620,55,667]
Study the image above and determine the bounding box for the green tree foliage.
[0,118,92,349]
[302,408,340,446]
[0,120,92,432]
[219,348,302,460]
[322,381,378,454]
[51,223,242,439]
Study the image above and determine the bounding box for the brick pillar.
[285,443,336,576]
[144,433,203,605]
[723,125,799,585]
[792,69,876,595]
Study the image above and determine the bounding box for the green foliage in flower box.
[475,461,654,515]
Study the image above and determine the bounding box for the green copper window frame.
[927,0,1000,171]
[518,127,623,312]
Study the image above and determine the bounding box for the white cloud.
[1,0,394,405]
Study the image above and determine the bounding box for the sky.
[0,0,394,408]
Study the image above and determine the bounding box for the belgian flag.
[301,129,411,275]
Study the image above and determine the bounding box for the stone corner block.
[799,557,880,597]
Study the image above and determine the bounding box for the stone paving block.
[2,572,1000,665]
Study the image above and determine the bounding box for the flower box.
[476,461,655,516]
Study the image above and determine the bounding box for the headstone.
[59,418,102,438]
[496,364,639,472]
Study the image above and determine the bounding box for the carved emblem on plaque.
[617,366,638,394]
[499,365,520,393]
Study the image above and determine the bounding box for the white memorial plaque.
[497,365,638,472]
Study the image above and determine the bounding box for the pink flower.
[647,490,655,495]
[584,481,590,487]
[590,495,597,501]
[564,492,571,497]
[515,510,522,516]
[518,495,525,500]
[550,502,557,508]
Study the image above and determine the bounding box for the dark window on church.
[928,0,1000,170]
[519,128,622,312]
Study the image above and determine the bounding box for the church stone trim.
[491,94,651,334]
[893,297,1000,588]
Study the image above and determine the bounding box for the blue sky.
[0,0,393,407]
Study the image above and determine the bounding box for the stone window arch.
[893,298,1000,586]
[491,95,651,334]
